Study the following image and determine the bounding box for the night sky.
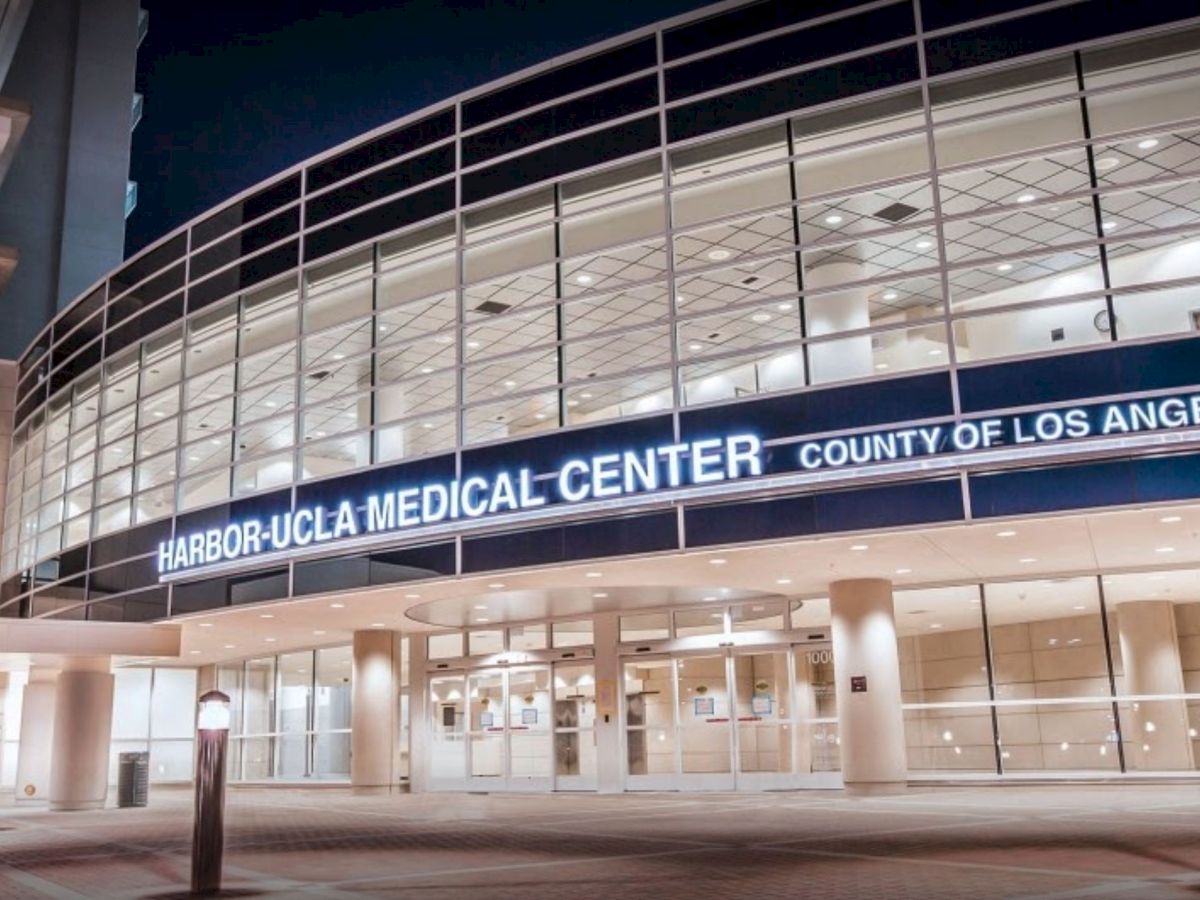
[127,0,711,255]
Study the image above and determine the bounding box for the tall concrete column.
[829,578,907,793]
[49,656,114,811]
[407,634,429,793]
[592,612,622,793]
[351,630,401,792]
[15,665,57,804]
[1116,600,1194,771]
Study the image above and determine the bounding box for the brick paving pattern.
[0,785,1198,898]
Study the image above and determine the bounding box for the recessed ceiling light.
[223,644,235,649]
[676,294,687,305]
[1019,557,1038,563]
[824,214,843,225]
[850,544,869,551]
[313,630,326,635]
[709,558,727,565]
[750,313,772,323]
[882,291,899,301]
[199,622,214,628]
[535,413,547,420]
[1094,156,1120,171]
[566,399,579,407]
[575,274,593,285]
[467,340,480,349]
[996,530,1017,538]
[259,614,273,619]
[592,591,608,598]
[422,366,435,375]
[332,353,345,361]
[1160,515,1182,523]
[476,617,490,624]
[1156,546,1175,553]
[702,595,717,602]
[710,612,723,619]
[473,604,488,610]
[265,637,277,643]
[707,249,731,261]
[915,239,933,250]
[928,348,942,356]
[875,362,890,371]
[996,263,1013,273]
[895,567,912,575]
[929,623,943,629]
[1102,221,1117,231]
[370,623,384,628]
[585,571,603,578]
[488,582,505,589]
[777,302,793,312]
[1137,138,1159,150]
[1016,193,1036,203]
[776,577,792,585]
[330,602,345,609]
[405,593,420,599]
[1073,605,1086,610]
[189,650,201,655]
[422,422,435,429]
[688,342,703,351]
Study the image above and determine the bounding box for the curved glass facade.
[4,0,1200,620]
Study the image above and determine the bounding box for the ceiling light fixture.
[709,558,727,565]
[585,571,603,578]
[1016,193,1036,203]
[330,602,345,609]
[1156,546,1176,553]
[1137,138,1159,150]
[996,530,1017,538]
[488,582,505,589]
[996,263,1013,273]
[850,544,869,551]
[575,274,593,285]
[824,214,843,225]
[707,249,731,261]
[875,362,890,371]
[895,567,912,575]
[776,577,792,585]
[915,239,933,250]
[1019,557,1038,563]
[1160,515,1183,523]
[882,291,899,301]
[1095,156,1120,171]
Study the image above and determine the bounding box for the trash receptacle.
[117,751,149,808]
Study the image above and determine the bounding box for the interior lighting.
[882,291,899,301]
[370,623,385,628]
[915,239,933,250]
[313,630,326,636]
[405,593,420,599]
[850,544,869,551]
[824,214,843,225]
[585,571,603,578]
[688,342,703,351]
[996,530,1017,538]
[1094,156,1120,171]
[1016,193,1036,203]
[1137,138,1159,150]
[1160,515,1183,523]
[1102,221,1118,231]
[1019,557,1038,563]
[942,730,953,741]
[895,567,912,575]
[1156,546,1176,553]
[777,302,793,312]
[709,558,727,565]
[776,577,792,585]
[575,274,593,285]
[875,363,890,371]
[928,348,942,356]
[330,602,345,609]
[476,617,490,624]
[487,582,505,589]
[473,604,488,610]
[996,263,1013,273]
[259,614,274,619]
[930,623,943,629]
[199,623,214,628]
[264,637,276,643]
[707,249,731,261]
[751,313,772,323]
[592,592,608,599]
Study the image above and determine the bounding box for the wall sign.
[158,390,1200,579]
[158,434,763,575]
[850,676,868,693]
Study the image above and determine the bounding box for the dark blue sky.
[127,0,710,254]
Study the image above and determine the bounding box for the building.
[0,0,144,361]
[3,0,1200,805]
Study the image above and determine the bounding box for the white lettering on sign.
[158,435,763,575]
[795,394,1200,471]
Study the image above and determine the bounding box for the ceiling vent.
[474,300,511,315]
[741,275,760,285]
[307,370,330,381]
[873,201,920,223]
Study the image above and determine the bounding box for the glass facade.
[4,3,1200,619]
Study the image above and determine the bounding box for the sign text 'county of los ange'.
[158,392,1200,577]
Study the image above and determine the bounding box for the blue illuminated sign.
[158,392,1200,578]
[158,434,763,575]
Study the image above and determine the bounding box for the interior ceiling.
[107,499,1200,670]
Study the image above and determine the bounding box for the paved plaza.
[1,785,1199,898]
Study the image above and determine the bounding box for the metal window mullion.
[554,184,567,428]
[913,0,960,419]
[655,28,683,422]
[1095,574,1127,773]
[976,583,1004,775]
[784,117,811,386]
[1074,51,1119,343]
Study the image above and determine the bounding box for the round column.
[351,629,400,792]
[48,656,114,811]
[830,578,907,793]
[1115,600,1194,771]
[15,666,57,804]
[803,260,872,384]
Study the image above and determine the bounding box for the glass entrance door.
[427,664,553,791]
[623,644,840,790]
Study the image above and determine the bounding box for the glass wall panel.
[734,651,792,773]
[315,645,352,778]
[624,658,676,775]
[985,578,1119,771]
[553,663,596,779]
